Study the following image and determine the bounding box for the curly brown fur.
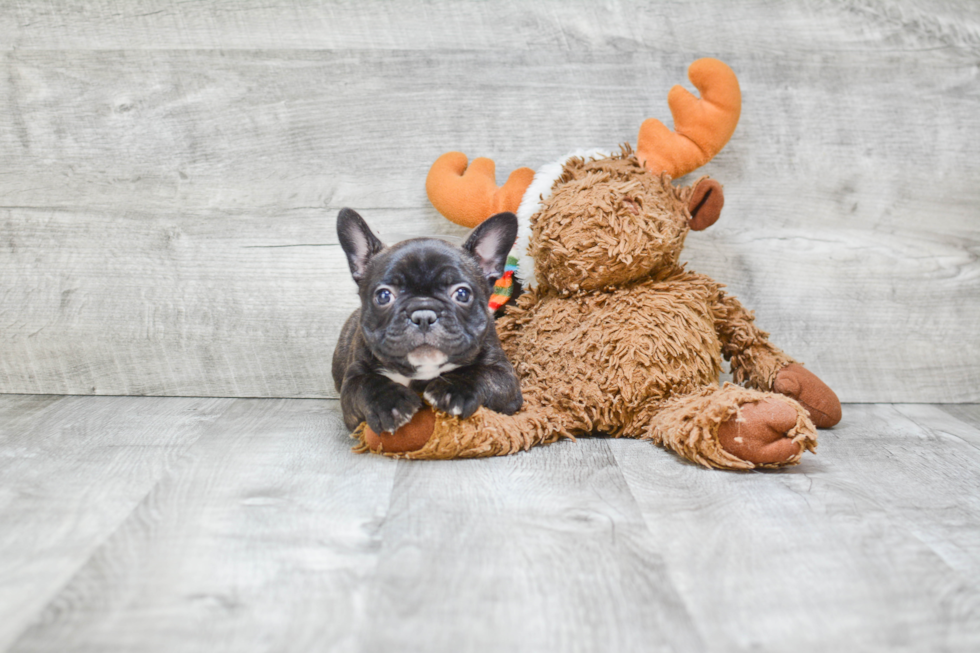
[497,270,725,435]
[496,153,816,468]
[532,150,691,292]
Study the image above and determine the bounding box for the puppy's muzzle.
[410,309,438,332]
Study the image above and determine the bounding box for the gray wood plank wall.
[1,1,978,402]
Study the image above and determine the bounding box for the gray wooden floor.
[1,395,978,653]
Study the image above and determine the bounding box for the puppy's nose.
[410,309,438,330]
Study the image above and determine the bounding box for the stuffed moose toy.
[353,58,841,470]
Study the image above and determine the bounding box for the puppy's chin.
[406,345,458,381]
[407,345,448,367]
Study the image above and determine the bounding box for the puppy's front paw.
[366,386,423,435]
[424,377,482,420]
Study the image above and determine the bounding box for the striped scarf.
[488,255,519,311]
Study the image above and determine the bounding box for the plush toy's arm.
[712,288,842,427]
[711,288,796,391]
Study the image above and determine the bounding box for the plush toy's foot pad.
[361,407,436,454]
[717,397,807,465]
[774,363,842,428]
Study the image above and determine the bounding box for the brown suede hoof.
[773,364,842,428]
[363,406,436,454]
[717,398,802,465]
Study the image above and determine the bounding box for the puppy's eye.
[375,288,393,306]
[452,286,472,304]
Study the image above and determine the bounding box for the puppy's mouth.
[366,327,478,368]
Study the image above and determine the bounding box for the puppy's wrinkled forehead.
[374,239,476,290]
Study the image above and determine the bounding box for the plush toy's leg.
[622,384,817,470]
[352,402,570,460]
[710,288,842,428]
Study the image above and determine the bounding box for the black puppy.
[332,208,523,435]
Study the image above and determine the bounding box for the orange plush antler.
[426,152,535,228]
[636,58,741,179]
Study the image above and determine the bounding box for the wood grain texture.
[2,206,975,400]
[0,1,978,401]
[2,395,979,652]
[4,396,398,653]
[1,0,978,53]
[0,395,231,652]
[610,403,980,652]
[940,404,980,444]
[359,442,701,653]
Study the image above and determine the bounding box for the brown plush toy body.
[355,59,841,470]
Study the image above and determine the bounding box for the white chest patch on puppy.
[407,346,459,380]
[379,370,413,386]
[381,347,460,386]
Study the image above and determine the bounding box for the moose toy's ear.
[462,212,519,281]
[688,178,724,231]
[337,208,385,283]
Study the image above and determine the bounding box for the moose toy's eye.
[375,287,393,306]
[452,286,472,304]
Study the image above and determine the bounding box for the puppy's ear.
[462,212,519,281]
[337,208,385,283]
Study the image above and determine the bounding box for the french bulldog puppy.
[332,208,523,435]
